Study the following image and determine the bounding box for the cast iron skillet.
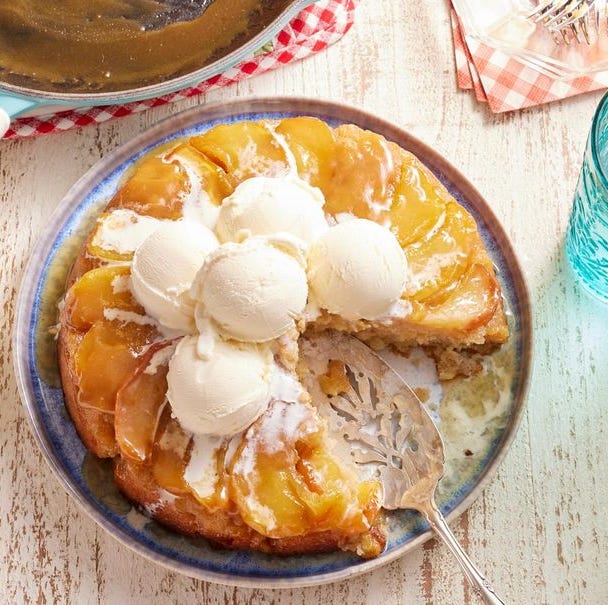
[0,0,316,136]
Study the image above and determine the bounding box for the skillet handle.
[0,95,42,138]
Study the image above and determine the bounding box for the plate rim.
[12,96,532,589]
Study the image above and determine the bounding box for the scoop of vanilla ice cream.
[167,336,272,435]
[215,176,328,245]
[307,218,408,320]
[131,221,218,333]
[192,237,308,342]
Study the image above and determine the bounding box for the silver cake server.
[300,332,506,605]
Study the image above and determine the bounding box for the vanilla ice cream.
[167,335,272,435]
[215,176,328,245]
[192,237,308,342]
[307,218,408,320]
[131,221,218,333]
[91,209,162,256]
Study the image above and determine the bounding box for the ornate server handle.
[419,499,507,605]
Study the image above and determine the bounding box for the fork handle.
[419,499,507,605]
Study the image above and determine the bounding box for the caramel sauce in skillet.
[0,0,291,93]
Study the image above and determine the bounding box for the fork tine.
[555,1,593,27]
[548,0,582,16]
[544,0,588,28]
[529,0,600,44]
[571,21,583,42]
[527,0,559,19]
[581,16,591,42]
[529,0,573,21]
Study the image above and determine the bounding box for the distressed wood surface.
[1,1,608,603]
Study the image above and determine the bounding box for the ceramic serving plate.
[13,98,532,588]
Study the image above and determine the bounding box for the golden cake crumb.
[319,359,351,396]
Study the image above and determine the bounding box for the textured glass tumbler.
[566,93,608,303]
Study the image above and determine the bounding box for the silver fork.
[527,0,606,44]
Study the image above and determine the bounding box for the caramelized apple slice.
[411,263,500,331]
[108,155,188,219]
[87,238,132,263]
[390,157,450,248]
[184,436,230,512]
[165,143,234,205]
[229,400,382,539]
[323,125,400,219]
[275,117,337,190]
[64,266,143,331]
[115,341,174,462]
[403,202,477,304]
[190,121,288,183]
[151,405,192,496]
[75,320,158,413]
[87,414,119,459]
[86,247,130,263]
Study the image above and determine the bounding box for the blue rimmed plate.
[13,98,532,588]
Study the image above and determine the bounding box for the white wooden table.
[2,1,608,603]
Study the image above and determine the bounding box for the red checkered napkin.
[4,0,357,139]
[450,4,608,112]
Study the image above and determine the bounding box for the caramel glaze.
[0,0,291,93]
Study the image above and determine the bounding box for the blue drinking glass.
[566,92,608,303]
